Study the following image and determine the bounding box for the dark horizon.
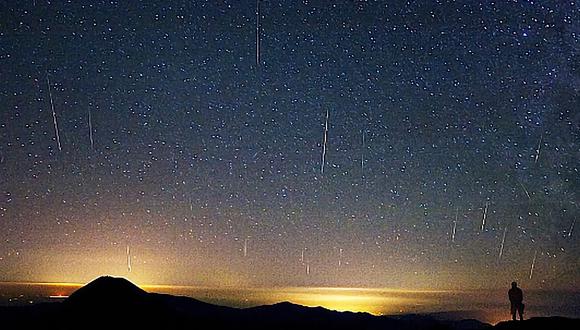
[1,276,580,329]
[1,276,579,325]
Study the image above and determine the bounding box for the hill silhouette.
[0,276,578,330]
[64,276,147,307]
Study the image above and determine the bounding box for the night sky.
[0,0,578,291]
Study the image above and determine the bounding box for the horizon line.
[0,278,575,293]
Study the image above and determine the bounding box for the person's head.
[511,281,517,288]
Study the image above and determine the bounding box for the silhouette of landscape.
[0,276,577,330]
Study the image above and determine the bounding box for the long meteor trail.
[529,250,537,280]
[534,134,542,163]
[451,208,458,243]
[481,202,489,232]
[498,226,507,260]
[88,106,94,150]
[361,130,365,174]
[320,109,329,175]
[127,245,132,273]
[255,0,260,67]
[46,73,62,151]
[519,182,531,199]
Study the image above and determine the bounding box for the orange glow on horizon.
[0,280,565,325]
[0,281,83,287]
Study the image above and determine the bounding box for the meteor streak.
[46,72,62,151]
[255,0,260,67]
[529,250,537,280]
[519,182,531,199]
[126,245,132,273]
[481,202,489,232]
[320,109,329,175]
[498,226,507,260]
[88,106,94,150]
[361,130,365,174]
[451,208,458,243]
[534,134,542,163]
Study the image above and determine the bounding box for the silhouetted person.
[508,281,524,321]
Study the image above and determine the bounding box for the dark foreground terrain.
[0,276,577,330]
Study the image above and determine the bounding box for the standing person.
[508,281,524,321]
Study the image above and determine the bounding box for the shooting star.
[88,106,94,150]
[320,109,329,175]
[46,72,62,151]
[498,226,507,260]
[300,248,305,264]
[306,262,310,275]
[126,245,132,273]
[481,202,489,232]
[519,182,531,199]
[451,208,458,243]
[534,134,542,163]
[243,238,248,257]
[569,219,575,237]
[529,250,537,279]
[255,0,260,67]
[361,130,365,174]
[338,248,343,268]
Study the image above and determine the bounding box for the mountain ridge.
[0,276,577,330]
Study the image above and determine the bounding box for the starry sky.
[0,0,578,290]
